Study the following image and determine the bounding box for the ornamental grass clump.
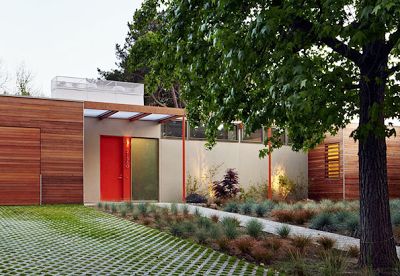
[126,201,134,211]
[170,223,184,237]
[391,212,400,226]
[310,212,336,232]
[246,219,263,239]
[97,202,103,209]
[197,216,212,229]
[320,251,348,276]
[276,225,291,238]
[291,235,312,253]
[131,210,140,220]
[210,214,219,223]
[316,236,336,251]
[240,201,255,215]
[181,205,189,217]
[255,203,269,217]
[234,236,256,254]
[346,245,359,258]
[195,228,209,244]
[209,224,223,240]
[251,245,273,264]
[343,214,360,237]
[104,202,110,211]
[224,202,240,213]
[120,208,127,218]
[110,203,117,214]
[138,202,148,216]
[216,237,230,251]
[170,203,178,216]
[221,217,240,240]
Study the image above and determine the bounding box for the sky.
[0,0,143,96]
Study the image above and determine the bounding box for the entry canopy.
[84,101,185,123]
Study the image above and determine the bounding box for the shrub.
[346,245,359,258]
[316,236,336,250]
[126,201,134,211]
[251,245,273,264]
[320,251,348,276]
[310,212,336,231]
[212,169,240,199]
[271,210,294,223]
[276,225,291,238]
[195,228,209,244]
[142,217,153,226]
[197,217,213,229]
[334,210,353,224]
[223,202,240,213]
[272,168,295,199]
[149,204,157,214]
[138,203,148,216]
[221,217,241,227]
[246,219,263,239]
[170,203,178,215]
[120,208,127,218]
[392,212,400,226]
[110,203,117,214]
[131,210,140,220]
[104,202,110,211]
[186,193,207,204]
[194,208,201,217]
[153,210,161,220]
[211,214,219,223]
[291,235,312,253]
[222,218,240,240]
[97,202,103,209]
[240,202,254,215]
[170,224,184,237]
[255,203,269,217]
[216,237,230,251]
[181,205,189,217]
[343,214,360,237]
[209,224,223,240]
[181,221,196,234]
[292,209,315,225]
[234,236,255,254]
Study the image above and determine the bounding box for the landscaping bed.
[96,202,376,275]
[198,199,400,245]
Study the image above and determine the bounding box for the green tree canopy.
[151,0,400,271]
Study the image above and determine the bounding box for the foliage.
[223,202,240,213]
[221,217,240,240]
[320,251,348,276]
[246,219,263,239]
[310,212,337,232]
[234,236,256,254]
[210,215,219,223]
[170,223,184,237]
[254,203,269,217]
[170,203,178,215]
[316,236,336,251]
[195,228,209,244]
[276,225,291,238]
[272,168,295,200]
[391,212,400,226]
[209,224,223,240]
[240,182,268,202]
[212,169,240,200]
[97,202,103,209]
[240,201,255,215]
[291,235,312,253]
[138,203,148,216]
[181,205,189,217]
[347,245,360,258]
[186,193,207,204]
[110,203,117,214]
[196,217,213,230]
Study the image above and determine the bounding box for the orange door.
[100,136,124,201]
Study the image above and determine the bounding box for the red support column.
[182,116,186,202]
[267,128,272,199]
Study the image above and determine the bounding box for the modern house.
[0,77,306,205]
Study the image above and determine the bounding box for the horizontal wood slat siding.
[0,96,83,204]
[308,130,344,200]
[0,127,40,205]
[309,124,400,200]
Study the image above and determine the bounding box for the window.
[189,124,238,141]
[161,121,185,138]
[325,143,340,179]
[242,128,263,143]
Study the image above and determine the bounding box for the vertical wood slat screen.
[325,143,340,179]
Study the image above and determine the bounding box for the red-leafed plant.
[212,169,240,199]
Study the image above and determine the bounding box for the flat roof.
[84,101,185,123]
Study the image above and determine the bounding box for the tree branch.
[292,17,363,65]
[386,64,400,77]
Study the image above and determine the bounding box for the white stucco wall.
[84,118,308,203]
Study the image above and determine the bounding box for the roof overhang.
[84,101,185,123]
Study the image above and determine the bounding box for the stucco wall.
[159,139,308,202]
[84,118,160,203]
[84,117,308,203]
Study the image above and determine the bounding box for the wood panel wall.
[309,124,400,200]
[0,96,83,204]
[308,129,344,200]
[0,127,41,205]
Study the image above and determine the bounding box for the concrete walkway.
[157,203,400,257]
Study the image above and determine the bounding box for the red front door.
[100,136,124,201]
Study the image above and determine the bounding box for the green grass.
[0,205,268,275]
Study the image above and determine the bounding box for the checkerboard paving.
[0,206,271,275]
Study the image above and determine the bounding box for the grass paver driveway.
[0,205,270,275]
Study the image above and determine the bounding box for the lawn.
[0,205,269,275]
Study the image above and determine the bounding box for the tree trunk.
[358,43,398,272]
